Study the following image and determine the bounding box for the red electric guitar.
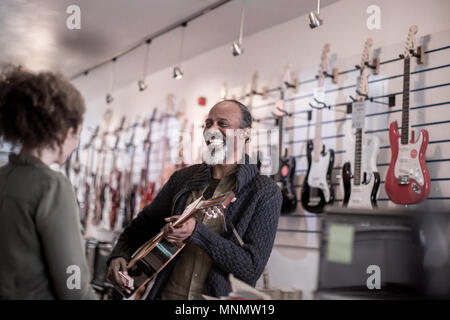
[385,25,430,204]
[137,109,158,212]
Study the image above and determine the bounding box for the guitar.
[109,116,126,230]
[273,68,298,214]
[115,192,236,298]
[81,126,99,229]
[301,44,335,213]
[385,25,431,204]
[137,109,158,212]
[123,118,140,227]
[342,47,381,209]
[157,94,176,189]
[92,110,114,226]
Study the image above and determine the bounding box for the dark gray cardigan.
[108,159,282,299]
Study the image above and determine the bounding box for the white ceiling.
[0,0,339,87]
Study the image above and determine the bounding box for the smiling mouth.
[206,138,225,147]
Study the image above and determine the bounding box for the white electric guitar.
[342,41,381,209]
[301,44,335,213]
[342,63,380,209]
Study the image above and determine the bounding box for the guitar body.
[124,236,185,299]
[100,183,111,229]
[342,128,380,208]
[109,170,123,229]
[278,154,298,214]
[140,182,156,211]
[343,163,380,209]
[385,121,431,204]
[301,140,335,213]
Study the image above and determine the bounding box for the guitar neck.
[354,128,363,185]
[401,57,411,145]
[313,107,323,162]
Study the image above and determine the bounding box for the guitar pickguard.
[307,152,332,202]
[393,133,425,186]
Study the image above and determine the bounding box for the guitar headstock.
[403,25,418,58]
[273,87,285,119]
[251,72,259,95]
[102,109,114,132]
[149,108,158,124]
[318,43,330,87]
[174,192,236,227]
[85,125,99,149]
[360,38,373,69]
[357,67,371,100]
[220,82,228,100]
[113,116,126,149]
[198,192,236,219]
[176,98,187,120]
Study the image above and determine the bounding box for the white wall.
[73,0,450,299]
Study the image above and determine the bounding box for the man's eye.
[218,122,229,127]
[205,122,212,128]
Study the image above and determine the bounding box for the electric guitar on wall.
[92,110,114,226]
[385,25,431,204]
[138,109,158,212]
[342,63,381,208]
[123,118,139,227]
[273,68,298,214]
[109,116,126,230]
[301,44,335,213]
[81,125,99,229]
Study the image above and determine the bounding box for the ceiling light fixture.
[106,58,116,104]
[173,23,187,80]
[309,0,323,29]
[138,39,151,91]
[232,0,246,56]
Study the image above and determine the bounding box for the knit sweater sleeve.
[188,185,282,284]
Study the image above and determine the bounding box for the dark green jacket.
[0,154,97,299]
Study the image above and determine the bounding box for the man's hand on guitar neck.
[163,215,196,246]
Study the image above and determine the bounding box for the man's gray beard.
[205,145,227,165]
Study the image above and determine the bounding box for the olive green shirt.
[160,166,237,300]
[0,154,97,299]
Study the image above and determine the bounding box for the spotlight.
[138,80,147,91]
[173,66,183,80]
[231,0,246,57]
[106,94,113,104]
[309,0,323,29]
[232,41,243,56]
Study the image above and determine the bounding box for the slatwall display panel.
[248,29,450,213]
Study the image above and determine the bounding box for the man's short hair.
[223,99,252,129]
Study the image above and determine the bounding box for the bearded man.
[107,100,282,300]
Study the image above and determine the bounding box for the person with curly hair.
[0,65,97,299]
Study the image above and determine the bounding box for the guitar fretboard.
[401,57,411,145]
[354,128,362,186]
[313,107,323,162]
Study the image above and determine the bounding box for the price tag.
[351,101,366,129]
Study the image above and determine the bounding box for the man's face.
[203,101,244,165]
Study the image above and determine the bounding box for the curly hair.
[0,65,85,150]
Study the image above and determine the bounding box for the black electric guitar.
[301,44,335,213]
[273,81,298,214]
